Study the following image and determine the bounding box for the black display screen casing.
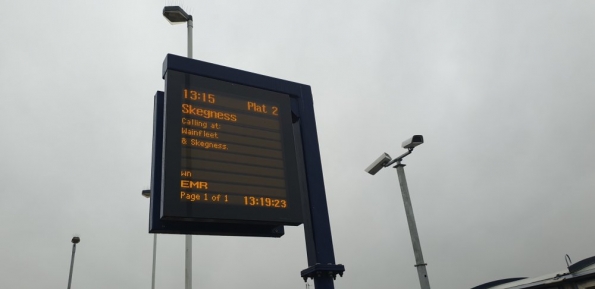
[160,68,303,225]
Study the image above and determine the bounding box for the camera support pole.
[394,160,431,289]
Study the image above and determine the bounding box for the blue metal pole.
[297,86,344,288]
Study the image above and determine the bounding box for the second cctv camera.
[402,135,424,149]
[365,153,392,175]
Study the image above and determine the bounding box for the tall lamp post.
[142,190,157,289]
[162,6,193,289]
[365,135,431,289]
[67,236,80,289]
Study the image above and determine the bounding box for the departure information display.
[160,69,303,225]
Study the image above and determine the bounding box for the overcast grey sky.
[1,1,594,289]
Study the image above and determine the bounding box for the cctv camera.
[365,153,392,175]
[402,135,424,149]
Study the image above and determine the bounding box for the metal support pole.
[151,234,157,289]
[185,17,193,289]
[395,161,431,289]
[67,243,77,289]
[295,106,344,288]
[185,235,192,289]
[187,18,193,58]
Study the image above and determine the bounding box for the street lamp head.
[142,189,151,198]
[365,153,392,175]
[71,236,80,244]
[402,135,424,149]
[163,6,191,24]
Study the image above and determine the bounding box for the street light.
[163,6,193,289]
[163,6,193,58]
[365,135,431,289]
[163,6,191,23]
[142,190,156,289]
[67,236,80,289]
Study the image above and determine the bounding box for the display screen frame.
[149,91,285,237]
[157,54,306,226]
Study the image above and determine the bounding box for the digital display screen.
[160,70,302,225]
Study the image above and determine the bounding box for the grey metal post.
[185,18,193,289]
[185,235,192,289]
[151,234,157,289]
[162,8,194,288]
[395,161,431,289]
[187,18,193,58]
[67,242,77,289]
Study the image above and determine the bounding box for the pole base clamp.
[301,263,345,282]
